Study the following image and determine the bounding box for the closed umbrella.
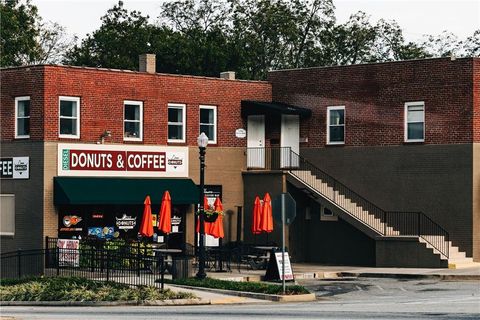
[210,196,224,239]
[139,195,154,238]
[252,196,262,235]
[260,193,273,233]
[158,191,172,234]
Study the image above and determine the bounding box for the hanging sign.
[0,157,29,179]
[57,144,188,177]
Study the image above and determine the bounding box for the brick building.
[1,56,478,268]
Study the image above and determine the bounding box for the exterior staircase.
[247,147,477,269]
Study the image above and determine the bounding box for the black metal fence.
[1,245,194,289]
[247,147,450,259]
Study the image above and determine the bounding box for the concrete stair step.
[448,260,480,269]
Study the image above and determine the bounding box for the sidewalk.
[203,262,480,282]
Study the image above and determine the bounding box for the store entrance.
[58,204,188,249]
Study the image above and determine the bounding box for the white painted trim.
[15,96,30,139]
[326,106,345,145]
[167,103,186,143]
[59,96,81,139]
[404,101,425,143]
[199,105,217,144]
[123,100,143,142]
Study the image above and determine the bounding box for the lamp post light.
[196,132,209,280]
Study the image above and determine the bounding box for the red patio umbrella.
[210,196,224,239]
[139,195,154,238]
[260,193,273,233]
[252,196,262,234]
[158,190,172,234]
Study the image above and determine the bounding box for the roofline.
[0,64,270,84]
[269,56,478,74]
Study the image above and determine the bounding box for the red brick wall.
[474,59,480,143]
[268,57,476,147]
[1,66,45,141]
[2,65,272,146]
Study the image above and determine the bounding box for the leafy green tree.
[1,0,40,66]
[64,1,156,69]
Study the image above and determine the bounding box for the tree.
[64,1,156,69]
[462,30,480,57]
[1,0,40,66]
[230,0,335,79]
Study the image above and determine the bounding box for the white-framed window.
[0,194,15,236]
[199,105,217,144]
[124,100,143,141]
[15,96,30,139]
[168,103,186,143]
[327,106,345,145]
[59,96,80,138]
[404,101,425,142]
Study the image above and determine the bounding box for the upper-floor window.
[15,96,30,139]
[124,100,143,141]
[405,101,425,142]
[168,103,186,143]
[327,106,345,145]
[199,105,217,144]
[59,96,80,139]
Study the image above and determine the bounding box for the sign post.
[272,193,296,294]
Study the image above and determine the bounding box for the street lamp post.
[196,132,209,280]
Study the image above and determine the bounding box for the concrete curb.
[327,272,480,281]
[0,299,210,307]
[167,284,316,302]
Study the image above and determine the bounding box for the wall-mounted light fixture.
[99,130,111,144]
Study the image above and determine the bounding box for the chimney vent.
[139,54,156,73]
[220,71,235,80]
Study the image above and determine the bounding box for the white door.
[247,115,265,168]
[280,115,300,168]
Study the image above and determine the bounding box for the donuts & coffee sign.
[58,144,188,177]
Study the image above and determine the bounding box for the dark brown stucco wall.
[1,142,44,252]
[300,144,473,257]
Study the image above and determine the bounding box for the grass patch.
[0,277,195,302]
[168,277,309,295]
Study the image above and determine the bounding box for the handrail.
[246,147,449,259]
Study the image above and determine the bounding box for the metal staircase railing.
[246,147,449,258]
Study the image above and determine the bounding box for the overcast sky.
[33,0,479,43]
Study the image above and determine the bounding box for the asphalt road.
[1,278,479,320]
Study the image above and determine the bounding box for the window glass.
[60,100,77,117]
[18,100,30,117]
[123,101,142,140]
[60,119,77,135]
[168,104,185,142]
[168,108,182,123]
[406,103,424,141]
[124,104,140,121]
[59,97,79,137]
[199,106,216,143]
[329,109,344,125]
[327,107,345,144]
[16,98,30,137]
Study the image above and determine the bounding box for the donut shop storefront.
[53,143,198,248]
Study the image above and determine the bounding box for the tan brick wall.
[43,142,58,238]
[473,143,480,261]
[186,147,245,245]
